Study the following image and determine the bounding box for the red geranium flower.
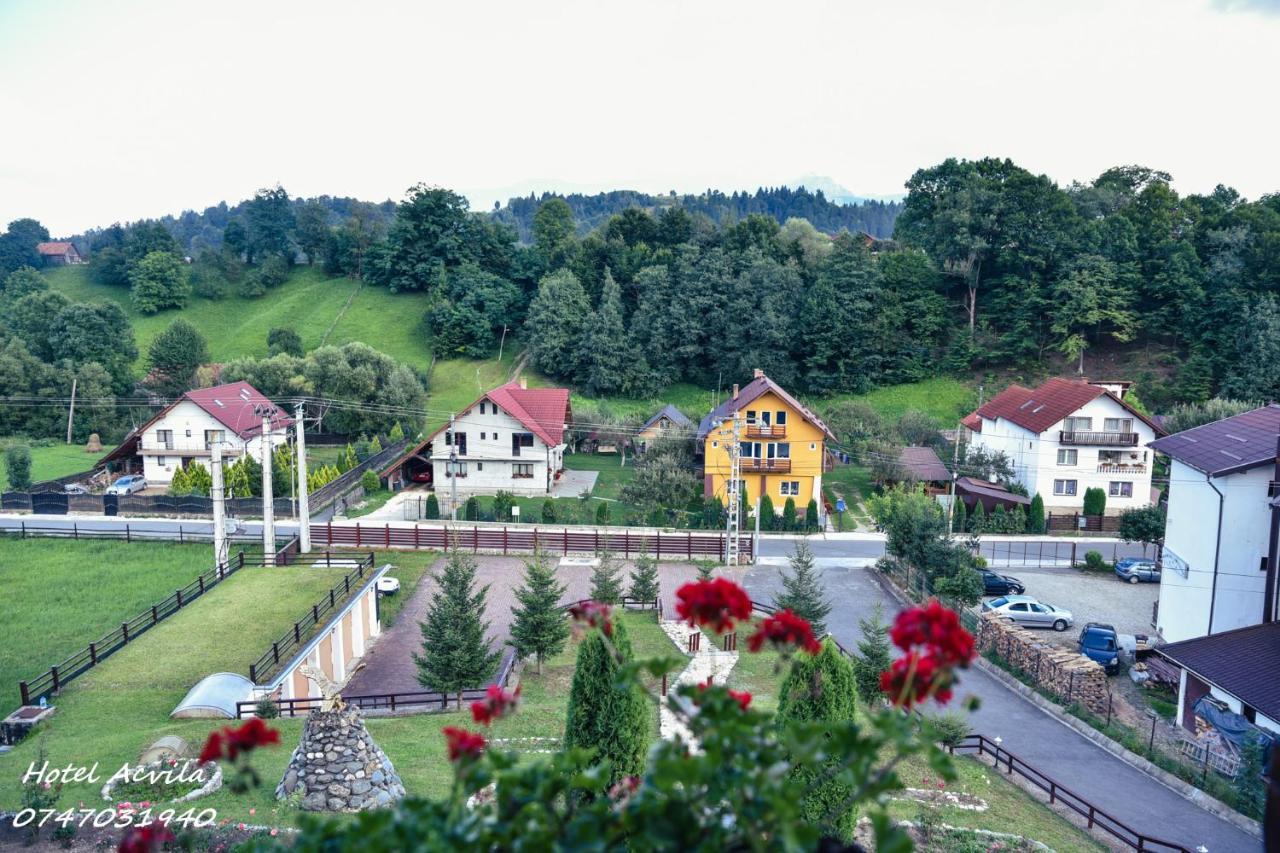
[746,609,821,655]
[727,689,753,711]
[675,578,753,633]
[198,718,281,763]
[889,600,975,667]
[443,726,486,762]
[879,651,955,709]
[471,684,520,726]
[569,600,614,637]
[118,821,175,853]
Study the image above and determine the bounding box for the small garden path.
[657,620,738,748]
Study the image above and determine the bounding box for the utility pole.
[211,444,228,568]
[449,412,459,522]
[65,377,77,445]
[295,401,311,553]
[947,419,963,536]
[724,412,743,565]
[498,325,509,362]
[257,406,276,561]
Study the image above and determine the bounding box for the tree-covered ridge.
[491,186,903,242]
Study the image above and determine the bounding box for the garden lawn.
[0,538,217,707]
[824,377,976,424]
[0,441,99,489]
[374,551,437,628]
[573,383,717,421]
[0,562,353,812]
[342,489,396,518]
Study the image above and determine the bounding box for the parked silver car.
[105,475,147,495]
[981,595,1074,631]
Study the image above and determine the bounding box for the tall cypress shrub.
[776,639,859,841]
[1027,494,1045,533]
[564,617,648,785]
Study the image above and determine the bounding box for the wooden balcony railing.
[741,458,791,473]
[1059,431,1139,447]
[745,424,786,439]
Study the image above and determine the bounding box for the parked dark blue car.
[1077,623,1121,674]
[1114,557,1160,584]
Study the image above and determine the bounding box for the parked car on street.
[1077,622,1121,674]
[980,569,1025,596]
[981,595,1074,631]
[1114,557,1160,584]
[63,483,89,495]
[105,475,147,495]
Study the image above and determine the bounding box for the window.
[1104,417,1133,433]
[1010,603,1029,612]
[513,463,534,479]
[740,441,762,458]
[776,411,787,426]
[1109,481,1133,498]
[746,410,757,424]
[480,402,487,414]
[493,432,499,441]
[156,456,166,466]
[1057,449,1077,466]
[447,462,468,478]
[480,432,486,440]
[156,429,173,449]
[771,442,791,459]
[1053,479,1078,496]
[780,481,800,496]
[204,429,224,449]
[810,443,816,450]
[1064,417,1092,432]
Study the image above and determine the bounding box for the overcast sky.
[2,0,1278,235]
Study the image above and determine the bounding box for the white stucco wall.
[139,400,287,485]
[431,403,564,495]
[971,395,1155,513]
[1156,460,1272,643]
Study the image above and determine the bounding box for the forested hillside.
[2,156,1279,449]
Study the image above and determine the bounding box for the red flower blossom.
[879,651,954,709]
[569,600,614,637]
[198,718,281,763]
[746,609,821,655]
[608,774,641,803]
[471,684,520,726]
[889,600,975,667]
[118,821,175,853]
[675,578,753,633]
[727,689,752,711]
[443,726,486,762]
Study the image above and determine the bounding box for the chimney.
[753,368,764,379]
[731,384,739,400]
[518,377,527,389]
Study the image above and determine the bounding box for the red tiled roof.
[961,411,982,433]
[487,382,571,446]
[964,378,1161,436]
[36,241,75,255]
[182,381,293,439]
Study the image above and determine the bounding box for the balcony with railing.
[138,441,244,457]
[741,457,791,473]
[1058,431,1139,447]
[1096,463,1146,474]
[745,424,787,440]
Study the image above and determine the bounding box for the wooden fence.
[311,522,745,560]
[0,491,298,518]
[1046,512,1121,533]
[245,553,377,685]
[18,551,248,706]
[0,522,273,548]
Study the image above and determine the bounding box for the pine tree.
[168,466,190,496]
[340,443,358,472]
[590,551,624,604]
[776,638,858,841]
[1027,494,1046,533]
[853,604,892,706]
[775,541,832,636]
[951,499,967,535]
[969,499,986,533]
[370,435,383,454]
[508,551,569,674]
[564,617,648,785]
[424,492,440,519]
[388,422,405,443]
[627,552,659,604]
[758,494,776,531]
[414,549,499,707]
[696,560,716,581]
[578,270,636,395]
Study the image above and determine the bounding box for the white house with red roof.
[101,381,293,486]
[424,378,571,496]
[962,378,1162,514]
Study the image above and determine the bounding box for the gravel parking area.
[986,565,1158,647]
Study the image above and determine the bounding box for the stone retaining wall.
[974,612,1110,715]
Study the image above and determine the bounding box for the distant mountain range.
[786,174,905,206]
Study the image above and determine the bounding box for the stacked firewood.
[975,612,1110,715]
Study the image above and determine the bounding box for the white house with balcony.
[1148,404,1280,644]
[100,382,292,486]
[417,379,571,497]
[961,378,1162,514]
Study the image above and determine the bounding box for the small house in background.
[35,241,84,266]
[1155,621,1280,740]
[98,381,292,485]
[954,476,1031,515]
[636,404,693,454]
[893,446,951,496]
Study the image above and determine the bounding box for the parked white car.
[105,475,147,495]
[981,595,1074,631]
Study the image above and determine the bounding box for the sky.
[1,0,1279,235]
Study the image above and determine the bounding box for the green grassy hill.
[45,265,436,370]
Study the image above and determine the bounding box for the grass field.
[824,377,977,425]
[0,440,99,489]
[0,539,217,706]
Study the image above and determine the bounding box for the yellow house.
[698,369,834,516]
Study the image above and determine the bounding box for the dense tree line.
[492,186,903,241]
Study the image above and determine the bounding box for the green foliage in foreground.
[563,618,649,786]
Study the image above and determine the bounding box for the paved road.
[744,547,1260,853]
[756,532,1150,567]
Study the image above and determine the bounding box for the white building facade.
[964,379,1159,514]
